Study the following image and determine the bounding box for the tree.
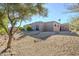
[67,3,79,13]
[69,17,79,31]
[67,3,79,31]
[0,3,47,54]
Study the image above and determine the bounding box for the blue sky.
[21,3,79,27]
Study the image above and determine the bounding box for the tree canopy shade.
[0,3,48,54]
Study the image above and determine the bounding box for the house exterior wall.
[24,21,69,32]
[53,22,60,32]
[43,22,53,31]
[30,21,61,32]
[60,24,69,31]
[30,22,44,31]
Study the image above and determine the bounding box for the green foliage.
[69,17,79,31]
[0,3,47,34]
[25,25,32,31]
[0,12,8,34]
[18,27,24,31]
[0,28,6,35]
[0,3,48,49]
[67,4,79,31]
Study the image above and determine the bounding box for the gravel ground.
[0,32,79,56]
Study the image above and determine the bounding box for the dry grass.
[0,32,79,56]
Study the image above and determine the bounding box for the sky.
[20,3,79,27]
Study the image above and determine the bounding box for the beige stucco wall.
[43,22,53,31]
[30,22,44,31]
[30,21,60,32]
[53,22,60,32]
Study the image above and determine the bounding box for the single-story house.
[26,21,69,32]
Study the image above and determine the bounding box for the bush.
[26,25,32,31]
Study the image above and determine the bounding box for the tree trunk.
[0,34,13,54]
[7,34,13,49]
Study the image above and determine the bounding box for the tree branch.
[12,20,22,35]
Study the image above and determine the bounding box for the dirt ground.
[0,31,79,56]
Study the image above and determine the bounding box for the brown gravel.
[0,32,79,56]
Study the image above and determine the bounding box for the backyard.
[0,31,79,56]
[0,3,79,56]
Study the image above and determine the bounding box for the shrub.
[26,25,32,31]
